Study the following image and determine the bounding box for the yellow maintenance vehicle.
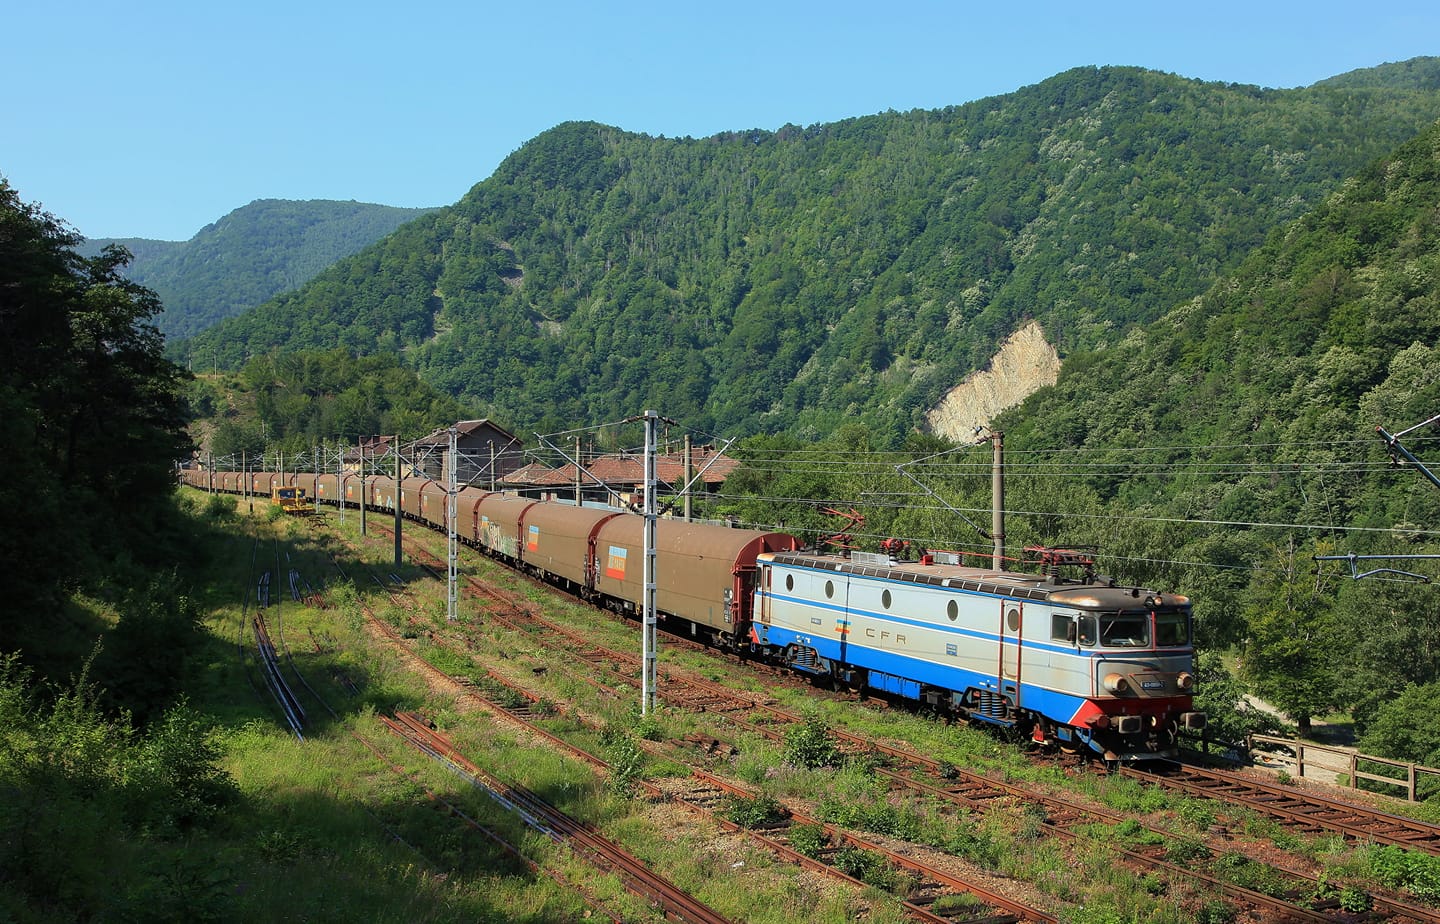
[271,485,315,515]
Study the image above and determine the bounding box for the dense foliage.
[995,118,1440,734]
[0,180,193,629]
[83,199,436,341]
[715,117,1440,749]
[195,349,475,461]
[184,61,1440,439]
[0,654,236,921]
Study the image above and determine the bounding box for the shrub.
[1195,900,1236,924]
[600,727,645,797]
[787,822,828,858]
[784,716,840,769]
[203,494,237,519]
[1164,837,1209,863]
[723,793,786,829]
[1369,845,1440,902]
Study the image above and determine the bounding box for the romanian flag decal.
[835,618,851,636]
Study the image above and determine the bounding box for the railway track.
[378,522,1440,922]
[448,670,1056,923]
[227,521,645,920]
[468,617,1437,922]
[336,529,1057,921]
[306,506,1440,915]
[382,711,735,924]
[1123,762,1440,854]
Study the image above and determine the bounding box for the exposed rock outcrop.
[926,321,1061,441]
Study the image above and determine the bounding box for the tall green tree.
[1240,541,1344,736]
[0,179,191,628]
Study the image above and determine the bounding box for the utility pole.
[337,440,345,524]
[359,437,367,537]
[447,428,458,621]
[683,435,693,522]
[641,410,659,715]
[574,435,583,506]
[991,429,1005,570]
[393,437,403,569]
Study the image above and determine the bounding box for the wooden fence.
[1247,734,1440,802]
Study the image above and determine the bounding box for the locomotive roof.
[766,551,1189,610]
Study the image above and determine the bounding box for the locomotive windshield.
[1098,614,1150,647]
[1155,610,1191,647]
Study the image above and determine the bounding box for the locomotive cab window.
[1155,611,1191,647]
[1077,616,1097,647]
[1099,614,1150,647]
[1051,614,1076,643]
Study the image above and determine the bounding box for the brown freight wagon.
[593,517,800,642]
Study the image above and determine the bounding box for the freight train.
[181,467,1205,761]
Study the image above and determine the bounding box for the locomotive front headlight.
[1102,673,1129,694]
[1176,672,1194,691]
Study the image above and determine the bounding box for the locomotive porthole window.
[882,589,892,609]
[947,600,958,621]
[1006,607,1020,632]
[825,580,834,599]
[785,574,794,591]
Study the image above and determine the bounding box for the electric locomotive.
[179,467,1204,760]
[750,548,1205,761]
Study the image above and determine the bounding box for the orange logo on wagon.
[605,546,627,579]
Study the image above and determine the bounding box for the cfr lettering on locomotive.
[863,626,907,645]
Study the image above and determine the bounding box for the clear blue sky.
[4,0,1436,241]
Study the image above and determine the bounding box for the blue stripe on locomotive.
[754,564,1100,722]
[753,593,1094,727]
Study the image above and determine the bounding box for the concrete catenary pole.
[360,437,367,537]
[447,427,458,622]
[683,435,693,522]
[991,429,1005,570]
[641,410,659,715]
[393,436,403,569]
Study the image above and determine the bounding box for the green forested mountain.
[181,61,1440,439]
[82,199,437,341]
[991,118,1440,732]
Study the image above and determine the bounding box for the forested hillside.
[192,350,473,460]
[82,199,436,341]
[994,118,1440,736]
[180,61,1440,439]
[713,118,1440,745]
